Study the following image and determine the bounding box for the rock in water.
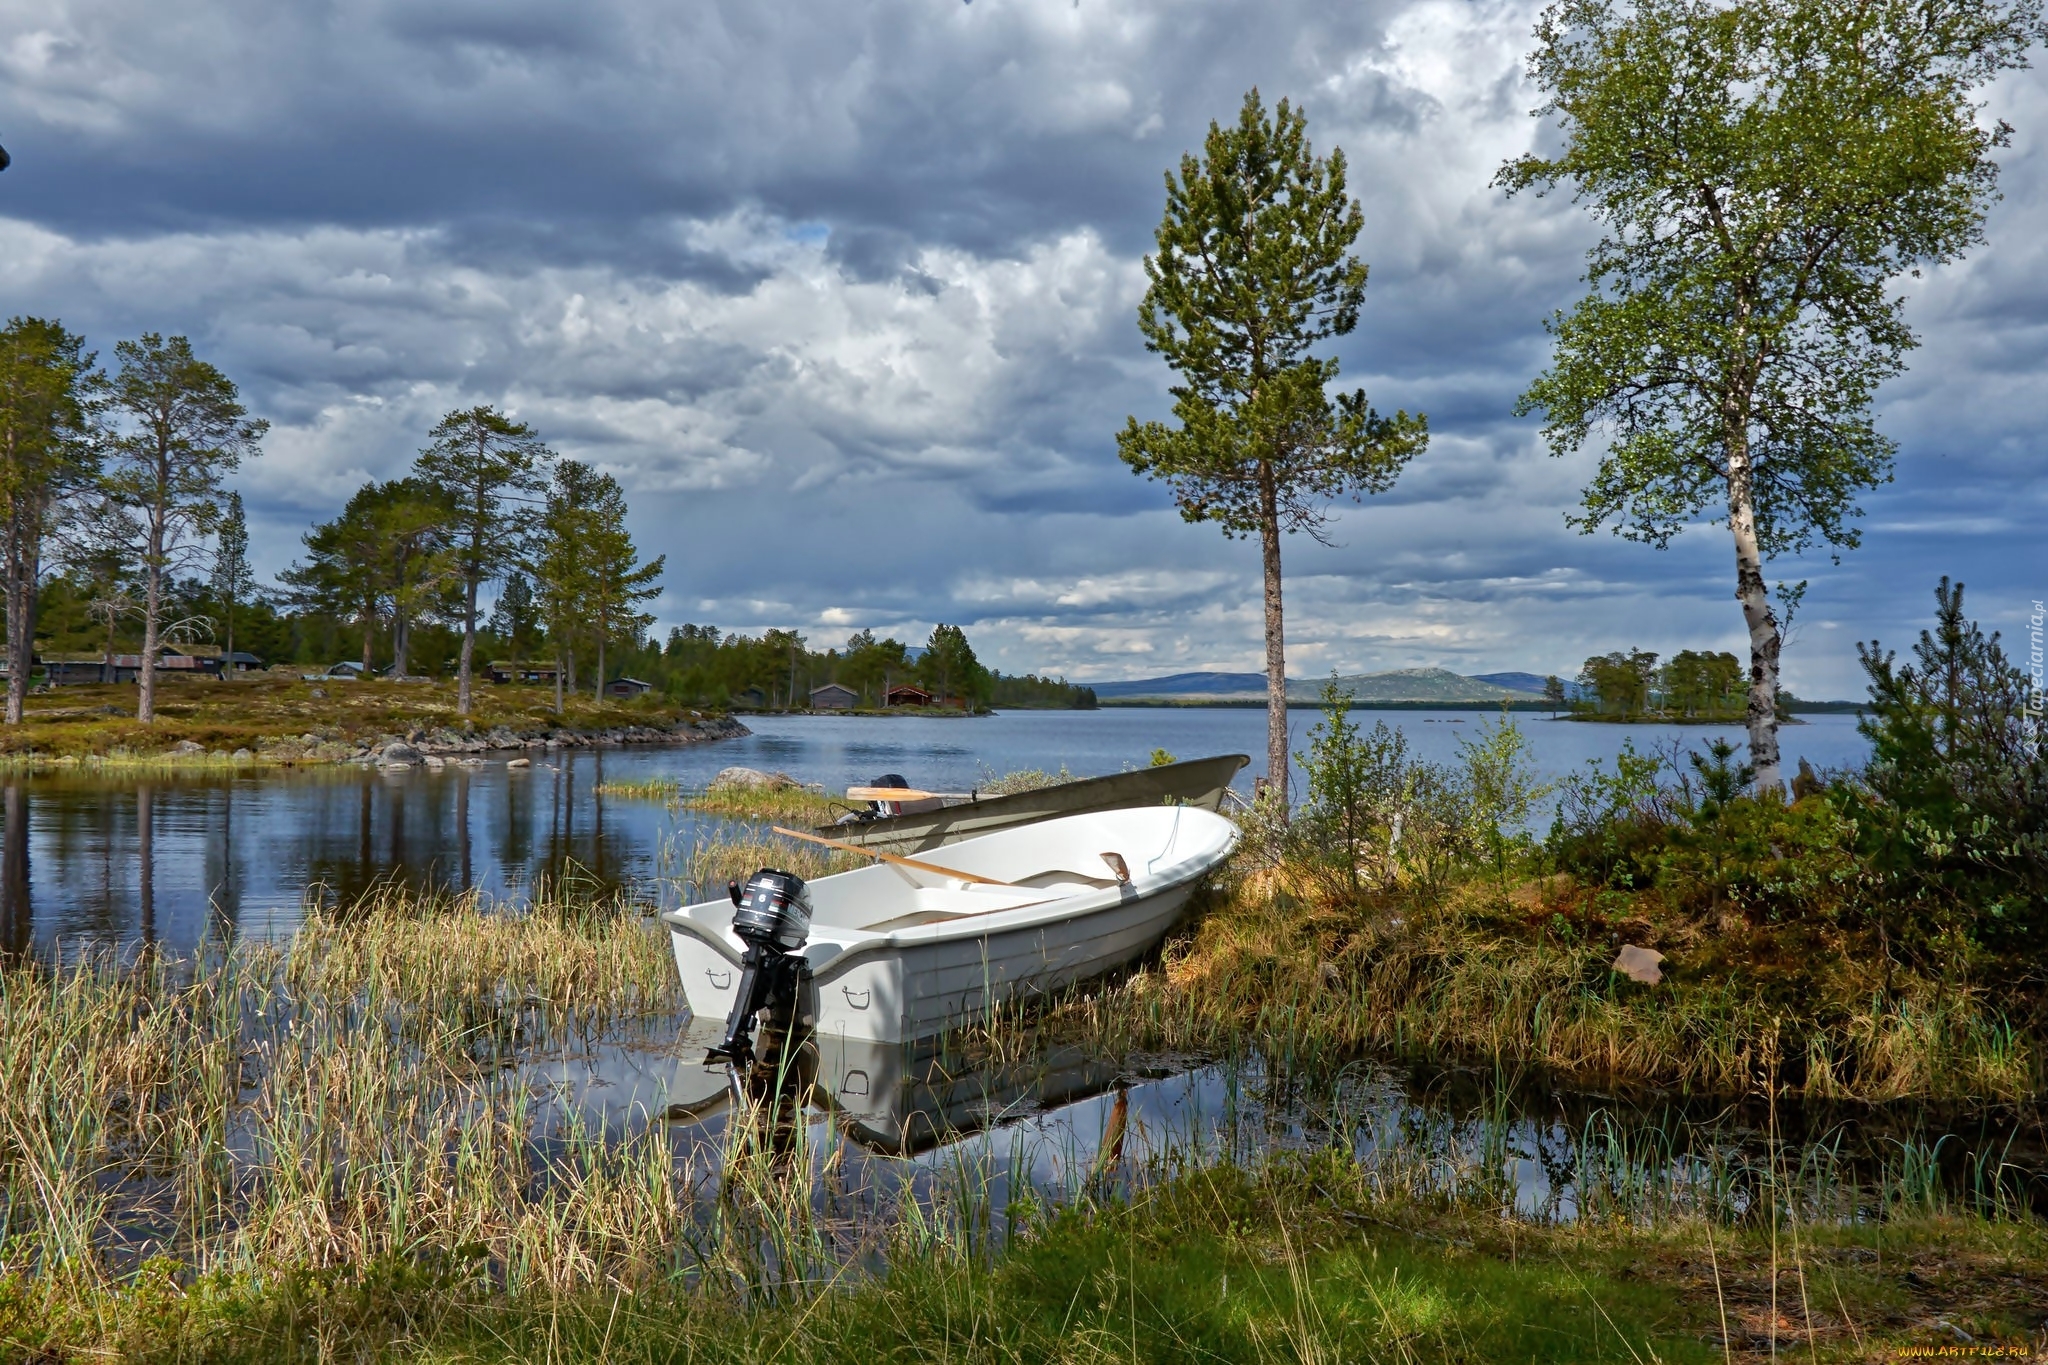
[1612,944,1665,985]
[378,742,423,766]
[171,739,205,756]
[712,766,795,790]
[506,757,532,769]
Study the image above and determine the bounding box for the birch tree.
[106,335,265,722]
[1500,0,2040,792]
[1119,91,1428,802]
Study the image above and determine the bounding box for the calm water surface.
[0,707,1869,957]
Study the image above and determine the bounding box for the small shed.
[885,683,933,708]
[605,676,653,698]
[809,682,858,710]
[733,686,768,709]
[226,651,265,672]
[326,661,369,678]
[41,653,111,686]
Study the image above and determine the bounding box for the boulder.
[506,757,532,770]
[712,766,796,790]
[1612,944,1665,986]
[232,748,254,762]
[170,739,205,756]
[422,754,446,770]
[378,742,424,766]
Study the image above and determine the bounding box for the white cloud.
[0,0,2041,698]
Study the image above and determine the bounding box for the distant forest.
[25,572,1095,712]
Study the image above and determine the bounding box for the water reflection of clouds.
[0,710,1873,958]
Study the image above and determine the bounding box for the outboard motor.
[866,773,911,818]
[706,867,814,1075]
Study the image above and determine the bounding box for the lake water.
[0,707,1869,958]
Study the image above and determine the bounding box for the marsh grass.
[2,819,2043,1361]
[680,782,850,826]
[1048,865,2041,1105]
[592,776,683,800]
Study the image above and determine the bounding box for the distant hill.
[1089,672,1268,699]
[1470,671,1584,701]
[1297,668,1541,703]
[1088,668,1548,704]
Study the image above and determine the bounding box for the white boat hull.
[663,805,1237,1045]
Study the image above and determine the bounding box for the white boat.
[661,805,1238,1046]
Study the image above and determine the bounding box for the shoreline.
[0,713,751,772]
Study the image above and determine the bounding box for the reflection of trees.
[205,780,239,944]
[137,783,154,946]
[1,782,28,959]
[0,759,677,954]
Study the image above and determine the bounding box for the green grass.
[678,781,857,827]
[11,1153,2044,1361]
[593,776,685,800]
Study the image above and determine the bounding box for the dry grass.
[1055,864,2041,1104]
[0,673,719,762]
[0,882,698,1295]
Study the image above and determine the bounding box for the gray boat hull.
[820,752,1248,854]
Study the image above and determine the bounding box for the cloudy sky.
[2,0,2043,696]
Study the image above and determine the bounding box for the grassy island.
[0,672,741,767]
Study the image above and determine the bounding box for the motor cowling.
[706,867,814,1072]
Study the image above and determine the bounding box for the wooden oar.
[770,826,1014,886]
[845,786,974,802]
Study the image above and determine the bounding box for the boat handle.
[841,986,871,1009]
[840,1069,869,1096]
[706,968,732,990]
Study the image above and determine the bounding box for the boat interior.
[669,806,1231,943]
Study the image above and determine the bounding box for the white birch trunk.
[1725,436,1783,795]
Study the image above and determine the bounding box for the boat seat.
[1011,869,1120,891]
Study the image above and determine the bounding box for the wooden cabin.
[486,660,560,685]
[808,682,858,710]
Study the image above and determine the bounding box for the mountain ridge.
[1087,667,1550,703]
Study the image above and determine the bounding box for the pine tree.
[211,491,251,667]
[414,406,552,714]
[105,335,265,721]
[1119,90,1428,802]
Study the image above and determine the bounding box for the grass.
[591,776,855,826]
[2,821,2044,1361]
[679,783,851,827]
[0,673,727,763]
[1053,864,2043,1104]
[9,1143,2044,1361]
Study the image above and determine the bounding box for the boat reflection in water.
[814,1026,1126,1155]
[544,1015,1131,1160]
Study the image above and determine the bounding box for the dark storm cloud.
[1,0,2043,698]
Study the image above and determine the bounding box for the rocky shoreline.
[149,714,754,767]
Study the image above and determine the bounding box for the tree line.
[0,328,1085,718]
[648,622,1094,711]
[0,332,672,722]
